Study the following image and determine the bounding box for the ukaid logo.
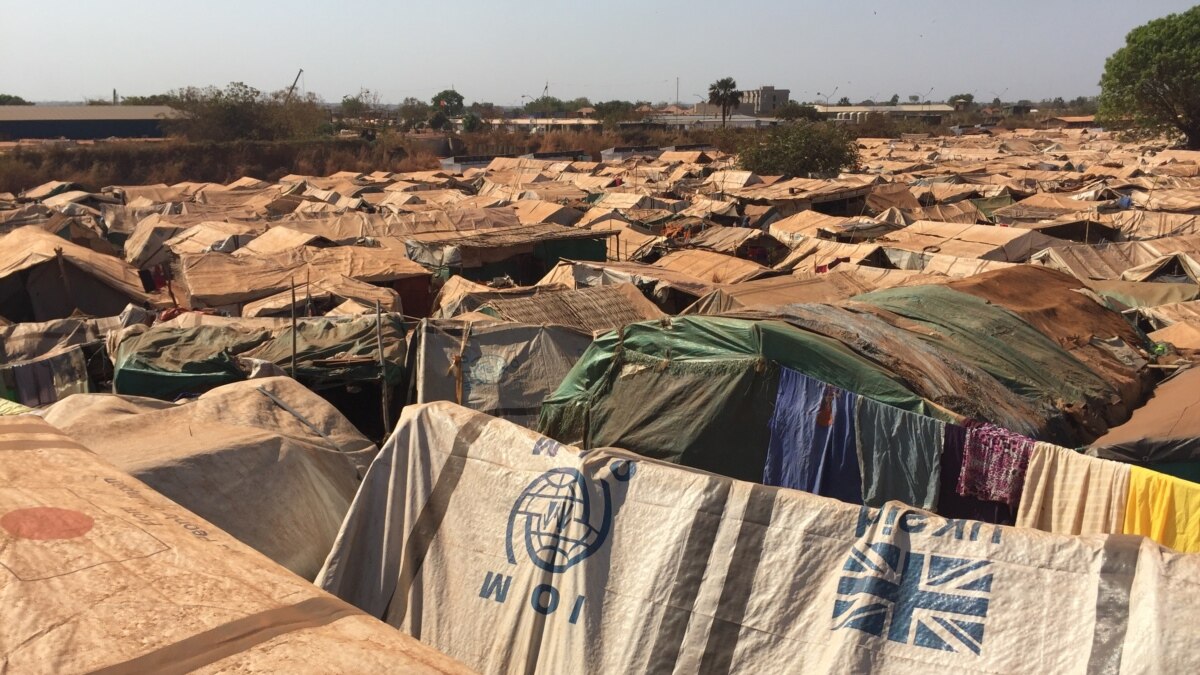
[478,442,634,626]
[833,542,993,655]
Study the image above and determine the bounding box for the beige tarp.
[318,402,1200,674]
[0,226,152,320]
[477,283,664,334]
[0,415,468,673]
[43,377,373,580]
[652,249,774,284]
[1149,322,1200,350]
[877,221,1066,262]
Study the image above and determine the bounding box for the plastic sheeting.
[412,319,593,429]
[0,415,468,673]
[44,377,374,580]
[318,402,1200,674]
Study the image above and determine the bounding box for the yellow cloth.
[1123,465,1200,553]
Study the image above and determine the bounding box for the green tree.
[888,94,900,106]
[0,94,32,105]
[708,77,742,128]
[121,94,174,105]
[431,89,465,116]
[523,95,566,116]
[340,94,368,119]
[428,109,449,130]
[836,96,851,106]
[775,101,823,122]
[737,122,858,178]
[461,112,484,132]
[164,82,326,141]
[398,97,431,130]
[947,93,975,108]
[1099,6,1200,148]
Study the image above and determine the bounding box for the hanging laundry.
[959,423,1035,508]
[1016,442,1129,535]
[855,396,944,509]
[764,368,861,504]
[1123,466,1200,553]
[936,422,1015,525]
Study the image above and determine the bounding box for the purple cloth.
[937,423,1014,525]
[764,368,861,504]
[958,422,1034,508]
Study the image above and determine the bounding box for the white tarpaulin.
[319,402,1200,674]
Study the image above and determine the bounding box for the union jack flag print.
[832,542,993,655]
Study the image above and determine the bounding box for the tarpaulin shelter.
[43,377,374,579]
[0,226,153,322]
[401,223,613,285]
[317,402,1200,674]
[0,415,468,674]
[652,249,776,284]
[852,285,1123,445]
[538,259,715,313]
[539,316,937,482]
[409,318,593,428]
[475,283,664,334]
[112,314,406,399]
[1089,367,1200,482]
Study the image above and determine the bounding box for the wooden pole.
[376,300,392,437]
[289,276,297,378]
[54,247,77,313]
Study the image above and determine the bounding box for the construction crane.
[284,68,304,104]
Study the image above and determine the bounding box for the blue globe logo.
[506,463,632,573]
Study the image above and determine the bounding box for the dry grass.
[0,137,441,193]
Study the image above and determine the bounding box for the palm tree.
[708,77,742,128]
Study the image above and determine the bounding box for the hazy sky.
[3,1,1195,106]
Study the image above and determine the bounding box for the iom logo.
[480,458,634,625]
[833,542,993,655]
[505,462,633,573]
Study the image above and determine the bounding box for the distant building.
[812,103,955,125]
[624,113,781,131]
[0,105,176,140]
[1046,115,1096,130]
[694,85,791,117]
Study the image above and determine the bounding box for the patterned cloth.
[957,423,1035,508]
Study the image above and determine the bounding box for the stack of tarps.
[112,313,406,399]
[318,402,1200,673]
[0,415,469,673]
[851,285,1126,444]
[474,283,664,334]
[409,318,593,428]
[43,377,373,579]
[0,226,153,322]
[539,316,939,483]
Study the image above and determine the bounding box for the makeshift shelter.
[539,315,937,481]
[539,259,716,313]
[476,283,664,334]
[852,285,1123,444]
[0,415,468,674]
[652,249,775,284]
[317,402,1200,674]
[408,319,593,428]
[875,221,1067,262]
[682,268,938,315]
[112,314,406,399]
[44,377,373,579]
[401,223,613,285]
[1089,367,1200,481]
[0,226,152,322]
